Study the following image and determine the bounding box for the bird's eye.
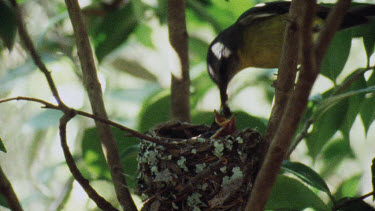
[312,23,323,33]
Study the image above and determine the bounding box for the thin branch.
[287,117,314,157]
[0,96,166,144]
[167,0,191,123]
[8,0,66,108]
[59,112,118,211]
[333,67,374,95]
[0,165,23,211]
[63,0,136,209]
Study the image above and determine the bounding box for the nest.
[136,121,265,211]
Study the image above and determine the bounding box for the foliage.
[0,0,375,210]
[0,0,17,50]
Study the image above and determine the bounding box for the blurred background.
[0,0,375,210]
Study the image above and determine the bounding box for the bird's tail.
[341,4,375,29]
[348,4,375,18]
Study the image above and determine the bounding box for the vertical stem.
[247,0,352,210]
[167,0,191,123]
[246,0,317,210]
[264,0,299,146]
[63,0,136,210]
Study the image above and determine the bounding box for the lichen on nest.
[136,121,265,211]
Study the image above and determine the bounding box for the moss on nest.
[136,121,265,211]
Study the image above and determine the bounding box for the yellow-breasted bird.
[207,1,375,117]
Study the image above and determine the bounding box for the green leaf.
[0,0,17,50]
[27,110,63,129]
[281,161,332,197]
[360,93,375,135]
[154,0,167,24]
[189,36,209,65]
[352,20,375,66]
[334,174,362,200]
[108,83,161,103]
[360,71,375,135]
[134,23,154,48]
[89,2,138,62]
[192,111,214,125]
[0,137,6,153]
[372,157,375,201]
[81,128,111,180]
[266,175,330,211]
[137,90,170,132]
[191,110,267,134]
[186,0,223,33]
[111,58,158,82]
[0,193,9,208]
[306,99,348,158]
[307,84,375,158]
[234,111,267,135]
[320,30,352,82]
[320,138,354,178]
[120,144,140,188]
[132,0,147,20]
[317,85,375,117]
[340,74,367,137]
[81,127,140,188]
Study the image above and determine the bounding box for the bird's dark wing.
[237,1,370,30]
[236,1,291,26]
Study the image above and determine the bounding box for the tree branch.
[264,0,300,145]
[167,0,191,123]
[8,0,136,208]
[333,67,374,95]
[6,1,121,209]
[59,112,118,211]
[0,96,168,145]
[8,0,66,108]
[0,96,187,147]
[0,165,23,211]
[247,0,353,210]
[63,0,136,210]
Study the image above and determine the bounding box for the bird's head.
[207,26,242,117]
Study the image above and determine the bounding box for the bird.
[207,1,375,117]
